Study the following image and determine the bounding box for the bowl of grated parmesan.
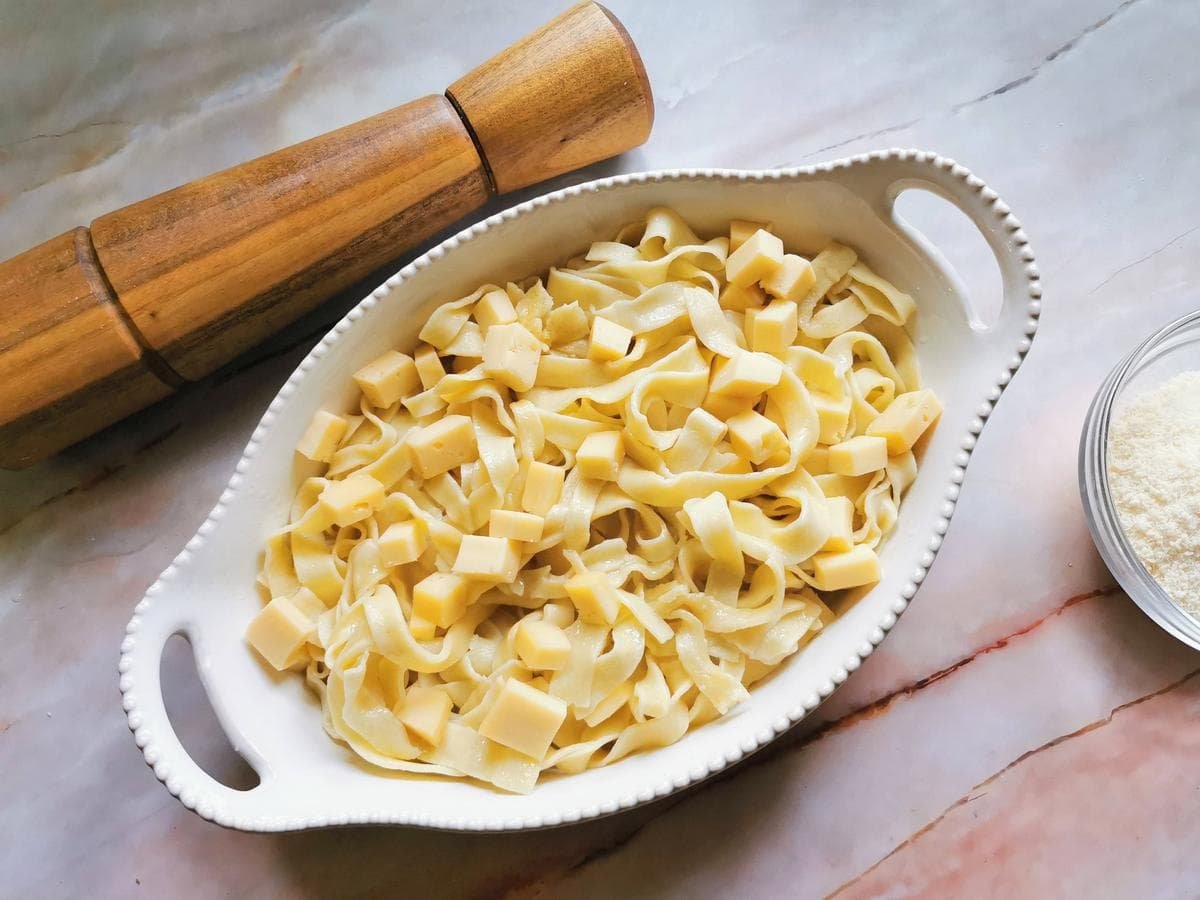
[1081,309,1200,648]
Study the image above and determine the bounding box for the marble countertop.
[4,0,1200,895]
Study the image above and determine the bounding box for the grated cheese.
[1108,370,1200,614]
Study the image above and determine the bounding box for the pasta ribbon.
[248,211,940,793]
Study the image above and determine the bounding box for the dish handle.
[119,580,268,827]
[849,149,1042,340]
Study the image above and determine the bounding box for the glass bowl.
[1080,309,1200,649]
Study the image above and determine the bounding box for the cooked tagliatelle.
[246,209,943,793]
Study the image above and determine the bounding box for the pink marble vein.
[512,592,1198,899]
[835,673,1200,897]
[3,0,1200,896]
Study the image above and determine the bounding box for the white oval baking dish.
[119,149,1040,832]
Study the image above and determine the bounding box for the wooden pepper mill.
[0,1,652,468]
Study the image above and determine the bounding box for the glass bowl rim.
[1078,308,1200,649]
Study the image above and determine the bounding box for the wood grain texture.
[447,1,654,194]
[0,228,175,468]
[0,2,654,466]
[90,95,491,380]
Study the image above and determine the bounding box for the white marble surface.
[3,0,1200,896]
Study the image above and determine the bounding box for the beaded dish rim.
[119,148,1041,832]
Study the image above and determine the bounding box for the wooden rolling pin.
[0,1,652,468]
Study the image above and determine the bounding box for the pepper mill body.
[0,2,652,467]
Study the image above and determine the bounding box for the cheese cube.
[474,289,518,330]
[785,346,841,394]
[398,687,452,747]
[296,410,348,463]
[812,546,881,591]
[409,614,436,641]
[453,534,522,583]
[414,344,445,391]
[564,572,620,625]
[478,678,567,759]
[545,302,590,345]
[709,352,784,398]
[407,415,478,478]
[522,462,565,516]
[663,407,727,472]
[866,389,943,454]
[515,619,572,671]
[726,228,784,287]
[828,435,889,476]
[246,596,314,670]
[822,496,855,552]
[353,350,419,408]
[575,431,625,481]
[727,409,788,465]
[729,219,772,253]
[760,253,817,301]
[718,281,767,312]
[815,472,871,501]
[588,316,633,361]
[379,520,427,566]
[483,322,542,392]
[745,300,799,354]
[318,473,385,527]
[292,535,342,605]
[812,391,851,445]
[802,445,831,475]
[489,509,545,543]
[701,393,757,421]
[412,572,470,627]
